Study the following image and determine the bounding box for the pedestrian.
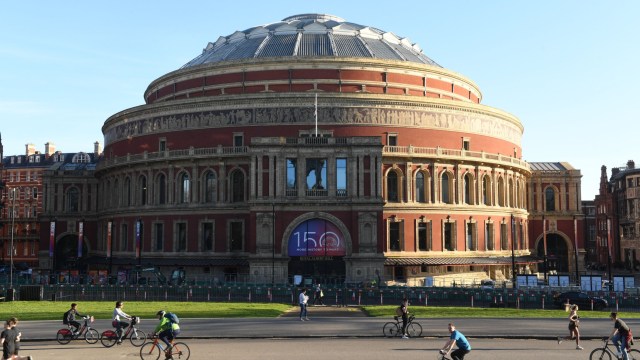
[313,284,324,306]
[1,318,33,360]
[439,323,471,360]
[608,312,632,360]
[299,288,310,321]
[557,304,583,350]
[399,298,409,339]
[112,301,133,344]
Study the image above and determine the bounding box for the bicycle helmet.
[156,310,166,316]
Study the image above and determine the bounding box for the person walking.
[313,284,324,306]
[440,323,471,360]
[557,304,583,349]
[112,301,133,344]
[299,288,310,321]
[1,318,33,360]
[400,298,409,339]
[608,312,631,360]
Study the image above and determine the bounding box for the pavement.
[12,304,640,342]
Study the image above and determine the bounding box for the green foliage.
[0,301,292,321]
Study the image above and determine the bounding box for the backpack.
[63,310,71,325]
[164,312,180,324]
[395,306,403,317]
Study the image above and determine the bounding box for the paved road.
[17,338,616,360]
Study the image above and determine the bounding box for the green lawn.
[0,301,292,321]
[362,305,640,319]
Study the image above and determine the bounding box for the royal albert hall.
[95,14,534,286]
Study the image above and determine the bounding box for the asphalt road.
[16,338,617,360]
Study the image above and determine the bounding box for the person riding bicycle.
[112,301,132,344]
[608,312,632,360]
[440,323,471,360]
[152,310,181,359]
[64,303,86,335]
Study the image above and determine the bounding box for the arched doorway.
[55,234,88,272]
[287,218,347,286]
[536,233,569,273]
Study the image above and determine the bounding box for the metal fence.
[2,284,640,312]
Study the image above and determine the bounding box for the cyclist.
[440,323,471,360]
[64,303,86,335]
[608,312,631,360]
[152,310,181,359]
[112,301,132,344]
[400,298,409,339]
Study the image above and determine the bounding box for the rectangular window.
[305,158,327,193]
[176,222,187,252]
[159,139,166,152]
[467,222,476,251]
[519,223,525,250]
[233,134,244,147]
[462,138,470,151]
[121,223,128,251]
[500,223,508,250]
[202,222,214,251]
[286,159,297,190]
[154,223,164,251]
[418,221,432,251]
[444,222,456,251]
[389,221,401,251]
[486,223,494,250]
[229,221,243,251]
[387,133,398,146]
[336,158,347,196]
[30,241,35,256]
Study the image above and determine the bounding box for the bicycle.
[382,314,423,338]
[101,316,147,347]
[590,338,640,360]
[56,315,99,344]
[437,350,453,360]
[139,335,190,360]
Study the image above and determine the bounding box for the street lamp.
[9,187,17,290]
[606,216,613,290]
[511,214,516,288]
[272,203,275,286]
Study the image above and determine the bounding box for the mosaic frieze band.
[105,106,522,146]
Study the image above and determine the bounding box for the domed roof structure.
[181,14,441,69]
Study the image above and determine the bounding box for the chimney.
[94,141,102,156]
[612,168,620,176]
[627,160,635,169]
[45,142,56,156]
[25,143,36,156]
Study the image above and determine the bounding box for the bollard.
[380,292,383,305]
[616,298,619,312]
[471,296,474,308]
[542,294,545,310]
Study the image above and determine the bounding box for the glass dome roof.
[181,14,441,68]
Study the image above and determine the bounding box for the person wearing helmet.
[152,310,180,358]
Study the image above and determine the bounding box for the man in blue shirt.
[440,323,471,360]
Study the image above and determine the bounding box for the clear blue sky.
[1,1,637,199]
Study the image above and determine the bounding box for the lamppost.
[9,187,17,290]
[573,215,579,286]
[606,216,613,290]
[511,214,516,288]
[272,203,275,286]
[542,214,548,283]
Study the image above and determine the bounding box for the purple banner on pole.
[135,220,141,259]
[77,221,84,258]
[287,219,345,256]
[49,221,56,258]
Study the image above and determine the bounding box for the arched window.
[114,179,120,208]
[497,177,505,207]
[105,181,111,209]
[545,187,556,211]
[230,170,245,203]
[442,172,452,204]
[157,174,166,205]
[482,175,491,205]
[139,175,147,206]
[387,171,399,202]
[415,171,426,203]
[508,179,515,207]
[179,172,190,203]
[463,173,473,205]
[66,187,79,212]
[124,177,131,207]
[204,171,217,203]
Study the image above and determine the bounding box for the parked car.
[480,279,495,290]
[553,291,608,310]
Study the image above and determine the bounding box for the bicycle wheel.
[56,329,72,345]
[84,328,99,344]
[628,349,640,360]
[589,347,612,360]
[130,329,147,347]
[383,322,399,338]
[171,342,191,360]
[139,341,161,360]
[100,330,118,348]
[407,322,423,337]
